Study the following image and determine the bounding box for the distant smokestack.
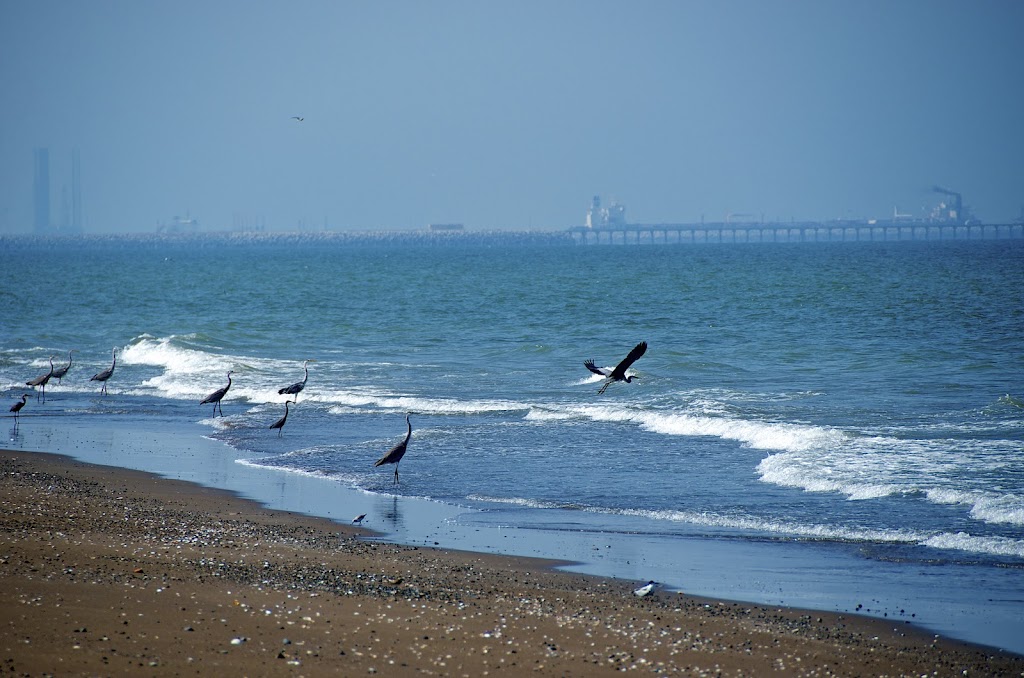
[33,148,50,234]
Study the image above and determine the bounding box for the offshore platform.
[572,188,1022,245]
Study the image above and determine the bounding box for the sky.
[1,0,1022,234]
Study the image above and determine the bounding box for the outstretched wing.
[610,341,647,380]
[583,359,611,376]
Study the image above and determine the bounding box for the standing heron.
[269,399,294,437]
[9,394,29,424]
[278,360,310,401]
[584,341,648,394]
[200,370,233,417]
[26,356,55,401]
[90,348,117,395]
[374,414,412,485]
[51,349,77,384]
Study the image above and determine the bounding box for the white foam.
[921,532,1024,558]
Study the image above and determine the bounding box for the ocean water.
[2,236,1023,651]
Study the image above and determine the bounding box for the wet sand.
[2,448,1021,676]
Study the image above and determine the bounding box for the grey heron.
[51,349,77,383]
[26,356,55,401]
[9,394,29,423]
[200,370,233,417]
[269,399,294,436]
[90,348,117,395]
[278,360,310,400]
[374,414,412,485]
[584,341,648,394]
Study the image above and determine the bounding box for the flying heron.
[200,370,233,417]
[51,349,77,384]
[584,341,648,394]
[374,414,412,485]
[90,348,117,395]
[278,360,310,401]
[26,355,55,401]
[269,399,294,436]
[9,394,29,423]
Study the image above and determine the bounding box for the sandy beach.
[2,449,1021,676]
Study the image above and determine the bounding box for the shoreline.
[5,407,1024,658]
[3,447,1022,676]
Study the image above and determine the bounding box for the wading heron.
[90,348,117,395]
[200,370,233,417]
[269,399,294,436]
[51,349,77,384]
[9,394,29,423]
[278,360,310,401]
[374,414,412,485]
[26,356,55,401]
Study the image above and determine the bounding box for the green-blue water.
[2,236,1023,651]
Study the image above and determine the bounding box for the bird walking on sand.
[278,360,310,401]
[200,370,233,417]
[633,580,656,597]
[352,514,366,525]
[9,394,29,424]
[27,356,55,401]
[374,414,412,485]
[585,341,648,394]
[51,349,77,384]
[269,400,294,437]
[90,348,117,395]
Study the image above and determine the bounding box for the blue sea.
[2,234,1023,653]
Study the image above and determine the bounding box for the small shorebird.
[374,414,412,485]
[26,355,55,401]
[200,370,233,417]
[9,394,29,423]
[278,360,310,401]
[90,348,117,395]
[352,514,366,525]
[269,400,294,437]
[584,341,648,394]
[633,581,656,597]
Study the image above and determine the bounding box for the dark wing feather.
[374,441,408,466]
[201,384,229,404]
[610,341,647,380]
[583,359,610,376]
[91,368,112,382]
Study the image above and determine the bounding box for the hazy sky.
[2,1,1022,233]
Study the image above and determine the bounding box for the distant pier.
[570,221,1024,245]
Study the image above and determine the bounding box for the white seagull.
[633,581,656,597]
